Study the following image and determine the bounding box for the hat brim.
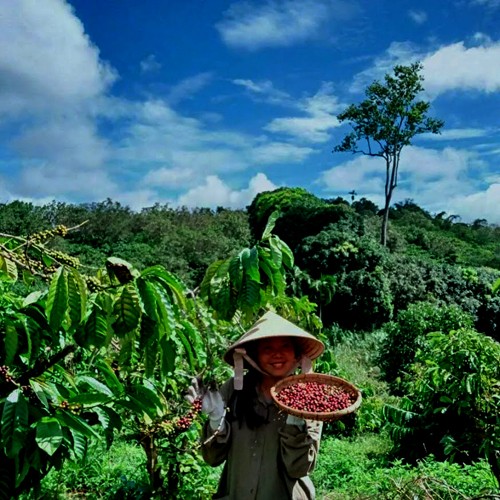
[223,311,324,366]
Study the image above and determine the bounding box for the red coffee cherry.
[276,382,355,414]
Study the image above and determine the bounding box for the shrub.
[314,437,497,499]
[378,301,474,389]
[385,328,500,485]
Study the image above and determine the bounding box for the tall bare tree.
[333,62,444,246]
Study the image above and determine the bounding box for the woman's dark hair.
[227,337,302,430]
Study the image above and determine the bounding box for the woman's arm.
[200,379,234,467]
[279,419,323,479]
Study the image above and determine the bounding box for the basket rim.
[270,373,362,422]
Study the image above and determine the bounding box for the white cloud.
[216,0,356,50]
[349,41,420,93]
[142,167,199,189]
[167,72,214,104]
[419,128,493,141]
[232,79,291,104]
[176,173,277,208]
[0,0,116,117]
[408,10,427,24]
[18,162,117,199]
[250,142,315,163]
[140,54,162,73]
[264,83,342,142]
[443,183,500,224]
[319,146,493,221]
[0,0,118,202]
[422,41,500,96]
[350,39,500,98]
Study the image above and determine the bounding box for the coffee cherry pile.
[275,381,356,414]
[175,398,203,431]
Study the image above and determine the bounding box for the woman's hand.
[186,378,225,430]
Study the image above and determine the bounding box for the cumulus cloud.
[216,0,357,50]
[176,173,277,208]
[0,0,118,203]
[350,39,500,98]
[445,183,500,223]
[264,83,342,142]
[319,146,493,221]
[0,0,116,117]
[422,41,500,96]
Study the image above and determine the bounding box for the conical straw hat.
[223,310,324,366]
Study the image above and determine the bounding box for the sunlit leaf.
[4,324,18,365]
[112,283,141,336]
[67,269,86,327]
[35,418,63,456]
[46,267,68,331]
[1,389,28,458]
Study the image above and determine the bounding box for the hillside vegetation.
[0,190,499,499]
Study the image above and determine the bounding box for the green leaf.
[78,305,109,348]
[141,266,187,307]
[70,429,88,461]
[68,393,112,405]
[94,358,124,395]
[94,406,121,432]
[56,411,99,440]
[240,247,260,283]
[144,330,159,378]
[175,322,196,370]
[275,238,294,269]
[77,375,114,397]
[199,260,225,299]
[129,384,163,414]
[67,269,86,327]
[0,255,18,281]
[35,418,63,456]
[268,237,283,270]
[112,283,141,336]
[46,267,68,331]
[160,336,177,376]
[261,210,280,240]
[22,291,44,307]
[4,324,18,365]
[30,380,49,409]
[136,278,159,320]
[1,389,29,458]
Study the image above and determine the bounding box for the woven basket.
[270,373,362,422]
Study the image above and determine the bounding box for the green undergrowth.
[314,434,498,499]
[24,329,499,499]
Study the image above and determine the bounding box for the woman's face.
[256,337,298,379]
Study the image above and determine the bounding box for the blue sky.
[1,0,499,223]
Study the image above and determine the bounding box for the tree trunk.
[381,199,390,246]
[140,433,163,493]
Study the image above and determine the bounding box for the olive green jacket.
[201,378,323,500]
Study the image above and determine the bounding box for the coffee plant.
[0,212,312,498]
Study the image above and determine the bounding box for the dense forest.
[0,188,499,499]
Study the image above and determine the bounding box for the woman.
[187,310,324,499]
